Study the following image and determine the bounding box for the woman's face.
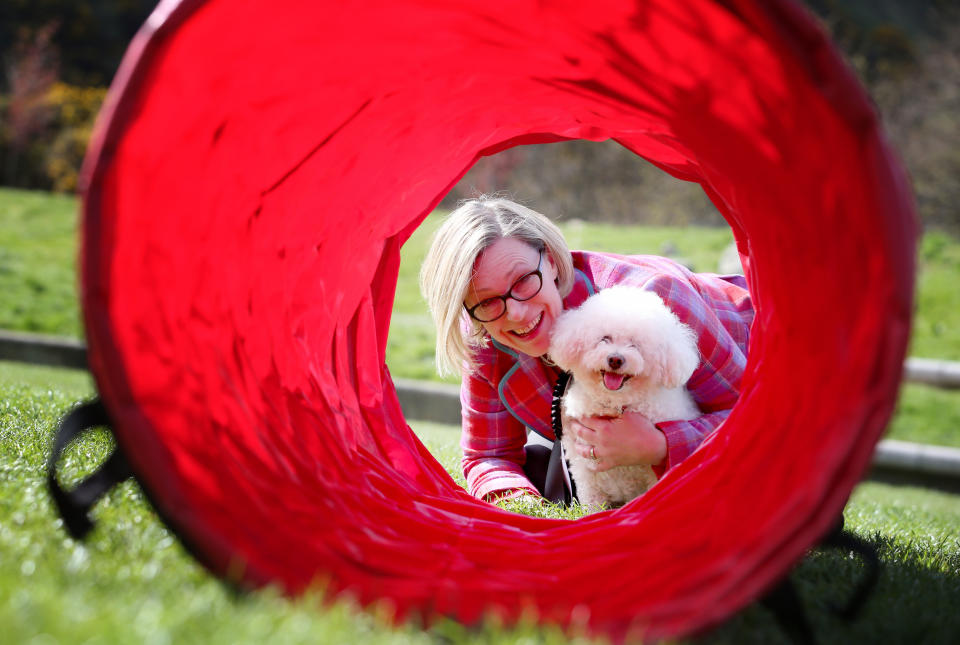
[465,237,564,358]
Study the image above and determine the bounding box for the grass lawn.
[2,360,959,644]
[5,184,960,367]
[0,188,83,338]
[7,188,956,448]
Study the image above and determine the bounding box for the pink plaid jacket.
[460,251,754,501]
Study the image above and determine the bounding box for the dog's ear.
[547,308,588,371]
[647,316,701,388]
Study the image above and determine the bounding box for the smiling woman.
[58,0,915,641]
[419,196,753,505]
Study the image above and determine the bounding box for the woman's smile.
[510,312,542,337]
[501,308,553,355]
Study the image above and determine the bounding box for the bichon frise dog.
[548,285,701,509]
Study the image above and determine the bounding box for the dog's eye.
[600,335,612,344]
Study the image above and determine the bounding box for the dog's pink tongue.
[603,371,626,391]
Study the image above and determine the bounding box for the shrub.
[869,19,960,233]
[0,81,105,192]
[42,83,106,192]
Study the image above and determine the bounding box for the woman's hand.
[570,411,667,472]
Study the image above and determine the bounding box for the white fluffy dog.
[548,285,701,509]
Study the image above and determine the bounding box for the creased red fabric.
[79,0,916,640]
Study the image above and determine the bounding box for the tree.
[0,0,155,89]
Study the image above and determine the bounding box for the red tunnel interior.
[79,0,916,639]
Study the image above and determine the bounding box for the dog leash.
[550,371,572,439]
[545,371,573,504]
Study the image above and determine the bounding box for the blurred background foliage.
[0,0,153,191]
[1,0,958,231]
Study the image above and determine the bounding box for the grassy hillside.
[4,187,955,361]
[2,187,959,449]
[0,188,81,336]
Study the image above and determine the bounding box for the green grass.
[705,482,960,645]
[3,186,960,449]
[7,183,959,361]
[885,383,960,447]
[912,231,960,359]
[1,360,958,644]
[0,361,591,645]
[0,188,83,338]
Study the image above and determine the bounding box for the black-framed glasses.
[465,249,544,322]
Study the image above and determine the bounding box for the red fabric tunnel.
[80,0,916,640]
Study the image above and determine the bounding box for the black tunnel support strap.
[760,576,816,645]
[760,516,881,645]
[47,399,133,540]
[819,520,881,620]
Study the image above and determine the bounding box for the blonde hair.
[419,196,574,377]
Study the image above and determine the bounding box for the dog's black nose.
[607,354,624,370]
